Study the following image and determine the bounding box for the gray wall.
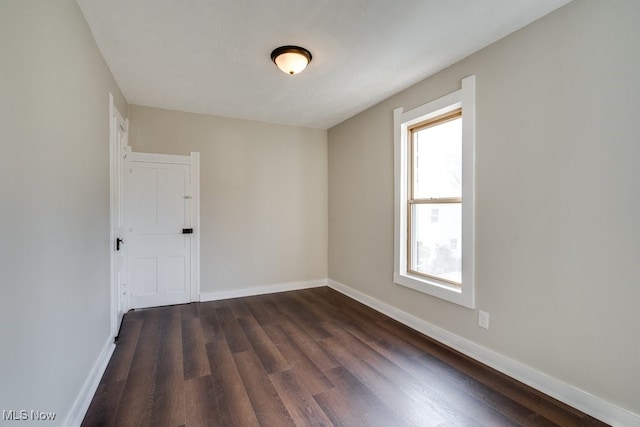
[0,0,127,424]
[129,106,328,294]
[328,0,640,416]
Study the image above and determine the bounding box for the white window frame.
[393,75,476,308]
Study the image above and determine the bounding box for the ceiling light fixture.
[270,45,312,75]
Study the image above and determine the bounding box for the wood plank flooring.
[83,287,608,426]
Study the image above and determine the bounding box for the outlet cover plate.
[479,310,490,329]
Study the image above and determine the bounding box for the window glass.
[413,116,462,199]
[410,203,462,284]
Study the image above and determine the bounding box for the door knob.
[116,238,124,251]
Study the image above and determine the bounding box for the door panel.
[162,168,188,228]
[130,167,158,229]
[132,257,157,296]
[166,255,186,294]
[127,159,192,309]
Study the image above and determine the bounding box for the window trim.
[393,75,476,309]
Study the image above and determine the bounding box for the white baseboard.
[63,337,115,427]
[327,279,639,427]
[199,278,328,302]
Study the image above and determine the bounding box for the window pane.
[413,117,462,199]
[411,203,461,284]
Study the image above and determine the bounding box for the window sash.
[407,200,462,286]
[409,108,462,201]
[407,109,463,287]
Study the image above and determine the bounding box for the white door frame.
[109,93,129,339]
[125,151,201,307]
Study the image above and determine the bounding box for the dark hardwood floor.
[83,287,607,426]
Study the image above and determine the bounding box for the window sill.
[394,271,474,309]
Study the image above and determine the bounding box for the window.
[410,109,462,285]
[393,75,475,308]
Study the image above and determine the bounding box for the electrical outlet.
[478,310,490,329]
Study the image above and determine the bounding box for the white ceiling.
[77,0,572,129]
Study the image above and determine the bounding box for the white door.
[113,118,128,326]
[110,94,129,338]
[126,153,198,309]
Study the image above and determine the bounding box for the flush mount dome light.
[271,45,312,75]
